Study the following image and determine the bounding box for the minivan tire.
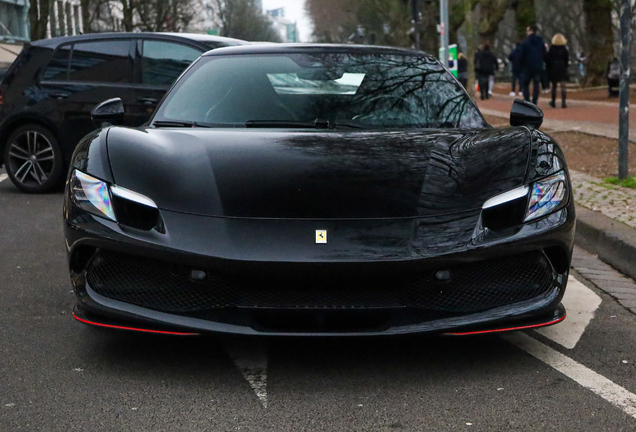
[3,124,64,193]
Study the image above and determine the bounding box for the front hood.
[107,127,530,219]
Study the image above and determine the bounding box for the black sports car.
[64,44,574,336]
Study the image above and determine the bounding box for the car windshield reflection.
[153,52,486,130]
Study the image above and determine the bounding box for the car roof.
[31,32,247,48]
[203,43,435,59]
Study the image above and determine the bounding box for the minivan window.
[141,41,202,86]
[68,40,131,83]
[42,46,71,81]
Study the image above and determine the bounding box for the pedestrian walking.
[508,42,523,96]
[519,25,546,105]
[607,57,620,97]
[546,33,569,108]
[473,46,482,94]
[457,52,468,89]
[474,44,497,100]
[577,52,586,81]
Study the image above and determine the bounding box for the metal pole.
[442,0,449,65]
[439,0,446,63]
[438,0,449,65]
[619,0,632,180]
[411,0,420,50]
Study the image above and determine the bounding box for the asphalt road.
[1,175,636,431]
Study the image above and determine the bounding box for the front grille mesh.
[86,250,556,315]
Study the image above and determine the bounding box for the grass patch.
[589,180,616,190]
[604,176,636,189]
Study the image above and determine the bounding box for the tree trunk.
[512,0,535,42]
[29,0,50,41]
[583,0,614,86]
[449,0,479,47]
[420,0,439,55]
[464,3,477,99]
[121,0,135,32]
[476,0,509,47]
[80,0,91,33]
[28,0,39,40]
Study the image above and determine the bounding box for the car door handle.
[49,92,69,99]
[137,97,159,105]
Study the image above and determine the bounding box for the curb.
[574,204,636,281]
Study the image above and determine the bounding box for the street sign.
[439,44,458,78]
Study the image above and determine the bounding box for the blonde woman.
[546,33,569,108]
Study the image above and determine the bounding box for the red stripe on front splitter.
[72,312,199,336]
[444,313,566,336]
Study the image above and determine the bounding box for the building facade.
[0,0,30,42]
[0,0,29,69]
[0,0,83,70]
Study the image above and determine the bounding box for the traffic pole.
[619,0,631,180]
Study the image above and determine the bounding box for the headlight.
[70,170,160,230]
[481,171,568,230]
[70,170,116,221]
[524,171,567,222]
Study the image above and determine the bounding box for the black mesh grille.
[86,250,556,315]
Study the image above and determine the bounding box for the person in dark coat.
[457,52,468,89]
[546,33,569,108]
[607,57,620,97]
[519,25,546,105]
[508,42,523,96]
[474,44,497,100]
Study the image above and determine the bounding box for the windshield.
[153,52,486,129]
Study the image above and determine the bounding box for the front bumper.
[65,209,574,336]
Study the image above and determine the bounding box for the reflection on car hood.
[107,127,530,219]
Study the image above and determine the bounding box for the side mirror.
[91,98,125,128]
[510,99,543,128]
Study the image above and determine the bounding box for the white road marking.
[222,277,608,411]
[535,276,602,349]
[225,339,268,408]
[503,332,636,419]
[0,173,8,183]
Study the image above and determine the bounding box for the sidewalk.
[492,82,636,104]
[478,94,636,142]
[571,170,636,228]
[477,94,636,283]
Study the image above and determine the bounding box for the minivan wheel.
[3,124,64,193]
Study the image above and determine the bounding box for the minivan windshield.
[152,52,486,129]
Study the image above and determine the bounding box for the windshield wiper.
[153,120,204,128]
[245,120,323,129]
[245,119,369,129]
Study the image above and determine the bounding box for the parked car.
[65,44,574,336]
[0,32,246,193]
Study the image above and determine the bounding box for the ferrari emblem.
[316,230,327,244]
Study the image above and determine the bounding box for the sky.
[261,0,313,42]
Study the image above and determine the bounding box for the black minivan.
[0,32,245,192]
